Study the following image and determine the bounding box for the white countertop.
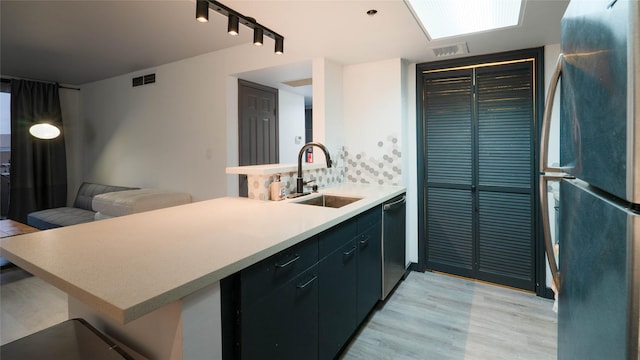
[0,184,405,324]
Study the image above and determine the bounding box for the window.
[405,0,523,39]
[1,89,10,219]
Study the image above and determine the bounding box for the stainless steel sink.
[292,194,363,208]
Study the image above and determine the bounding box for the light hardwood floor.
[1,268,557,359]
[341,271,557,360]
[0,267,68,345]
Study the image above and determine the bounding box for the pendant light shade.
[29,123,61,140]
[228,15,239,35]
[253,28,264,46]
[275,37,284,55]
[196,0,209,23]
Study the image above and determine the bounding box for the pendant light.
[253,28,264,46]
[195,0,209,23]
[275,37,284,55]
[29,123,61,140]
[228,15,239,35]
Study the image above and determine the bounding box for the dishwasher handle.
[383,195,406,211]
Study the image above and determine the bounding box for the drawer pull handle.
[297,274,318,289]
[275,255,300,269]
[360,236,370,246]
[343,246,357,257]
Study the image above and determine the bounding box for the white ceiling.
[1,0,569,90]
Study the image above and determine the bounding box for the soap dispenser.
[270,174,286,201]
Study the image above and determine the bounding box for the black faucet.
[297,142,332,195]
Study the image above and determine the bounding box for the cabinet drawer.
[319,220,357,259]
[241,265,319,360]
[241,237,318,306]
[357,206,381,234]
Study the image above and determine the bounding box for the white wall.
[404,61,418,265]
[78,44,310,201]
[343,59,403,158]
[59,88,83,205]
[278,90,305,164]
[312,58,344,163]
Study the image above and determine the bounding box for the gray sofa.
[27,182,137,230]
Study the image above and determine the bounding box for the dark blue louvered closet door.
[424,61,535,291]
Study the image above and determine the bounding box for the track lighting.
[195,0,209,23]
[275,37,284,55]
[228,15,239,35]
[253,27,263,46]
[195,1,284,55]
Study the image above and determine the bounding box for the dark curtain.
[8,80,67,223]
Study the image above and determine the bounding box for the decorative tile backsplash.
[345,134,402,186]
[246,150,347,200]
[244,135,402,200]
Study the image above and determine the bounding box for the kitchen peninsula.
[0,184,405,359]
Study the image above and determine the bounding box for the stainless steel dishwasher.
[381,193,406,300]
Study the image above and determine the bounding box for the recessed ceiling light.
[405,0,523,40]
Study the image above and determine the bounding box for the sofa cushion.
[27,207,96,230]
[92,189,192,217]
[73,182,138,211]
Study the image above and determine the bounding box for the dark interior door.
[238,80,278,197]
[424,61,536,291]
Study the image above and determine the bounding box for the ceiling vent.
[132,73,156,87]
[431,42,469,58]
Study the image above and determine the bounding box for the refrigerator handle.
[540,53,564,174]
[540,174,562,293]
[539,54,567,293]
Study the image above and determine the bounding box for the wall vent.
[431,42,469,58]
[132,73,156,87]
[143,74,155,85]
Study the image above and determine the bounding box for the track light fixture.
[195,0,284,54]
[195,0,209,23]
[253,28,263,46]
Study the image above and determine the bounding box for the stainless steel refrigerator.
[540,0,640,359]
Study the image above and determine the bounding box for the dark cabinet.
[319,239,357,360]
[223,206,384,360]
[356,218,382,324]
[241,265,319,360]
